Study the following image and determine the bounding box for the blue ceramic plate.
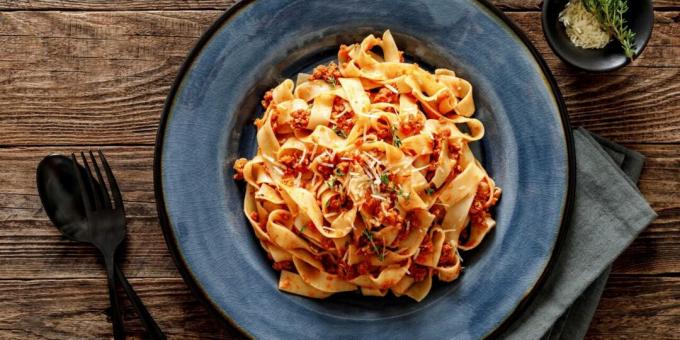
[154,0,575,338]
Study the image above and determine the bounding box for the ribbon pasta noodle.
[233,31,501,301]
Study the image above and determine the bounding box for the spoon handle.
[104,255,126,340]
[115,264,166,340]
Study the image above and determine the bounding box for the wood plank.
[0,0,676,11]
[0,278,238,339]
[0,275,676,339]
[0,143,677,279]
[611,143,680,275]
[0,11,678,146]
[0,10,219,146]
[0,0,236,11]
[586,275,680,339]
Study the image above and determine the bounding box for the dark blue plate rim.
[153,0,576,338]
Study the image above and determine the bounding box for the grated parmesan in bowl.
[558,0,611,49]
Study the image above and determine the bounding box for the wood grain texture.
[0,278,238,339]
[586,275,680,339]
[0,275,676,339]
[0,10,218,146]
[0,11,678,145]
[0,0,677,11]
[0,3,677,339]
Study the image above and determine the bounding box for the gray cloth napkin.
[502,128,657,339]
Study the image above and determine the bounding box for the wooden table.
[0,1,677,338]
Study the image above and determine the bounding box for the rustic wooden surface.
[0,0,677,338]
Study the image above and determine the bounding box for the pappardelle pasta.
[233,30,501,301]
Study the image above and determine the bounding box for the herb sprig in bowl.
[582,0,636,59]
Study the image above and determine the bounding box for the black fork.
[69,151,165,339]
[72,150,128,340]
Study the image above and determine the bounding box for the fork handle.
[104,255,126,340]
[115,265,166,340]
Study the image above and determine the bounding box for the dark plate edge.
[152,1,576,339]
[153,0,255,338]
[479,1,575,338]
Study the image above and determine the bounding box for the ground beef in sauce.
[319,253,337,274]
[332,97,355,134]
[332,96,351,114]
[400,114,424,136]
[415,234,433,263]
[326,194,346,212]
[379,207,402,228]
[261,90,273,108]
[395,212,418,244]
[373,119,393,140]
[409,263,428,282]
[320,238,335,250]
[430,205,446,224]
[272,260,293,272]
[437,243,457,267]
[370,87,399,104]
[468,180,501,229]
[357,260,372,276]
[337,260,358,280]
[316,153,338,178]
[309,62,342,83]
[362,194,383,216]
[291,109,310,130]
[232,158,248,179]
[279,150,311,176]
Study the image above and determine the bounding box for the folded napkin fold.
[502,128,657,339]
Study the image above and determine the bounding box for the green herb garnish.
[326,176,336,189]
[380,173,390,185]
[334,168,345,177]
[582,0,636,59]
[299,224,306,233]
[425,187,435,195]
[326,76,337,87]
[391,124,402,147]
[362,229,385,262]
[333,126,347,138]
[397,188,411,201]
[393,135,402,148]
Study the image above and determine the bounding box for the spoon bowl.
[37,155,92,242]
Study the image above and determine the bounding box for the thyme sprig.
[582,0,636,59]
[380,173,390,185]
[391,124,402,147]
[332,125,347,138]
[363,229,385,262]
[326,75,337,87]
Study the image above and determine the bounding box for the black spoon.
[37,154,165,340]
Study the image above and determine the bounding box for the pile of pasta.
[233,30,501,301]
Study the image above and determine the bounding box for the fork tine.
[71,153,93,214]
[89,151,112,209]
[80,152,102,210]
[98,150,124,210]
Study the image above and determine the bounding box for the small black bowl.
[542,0,654,72]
